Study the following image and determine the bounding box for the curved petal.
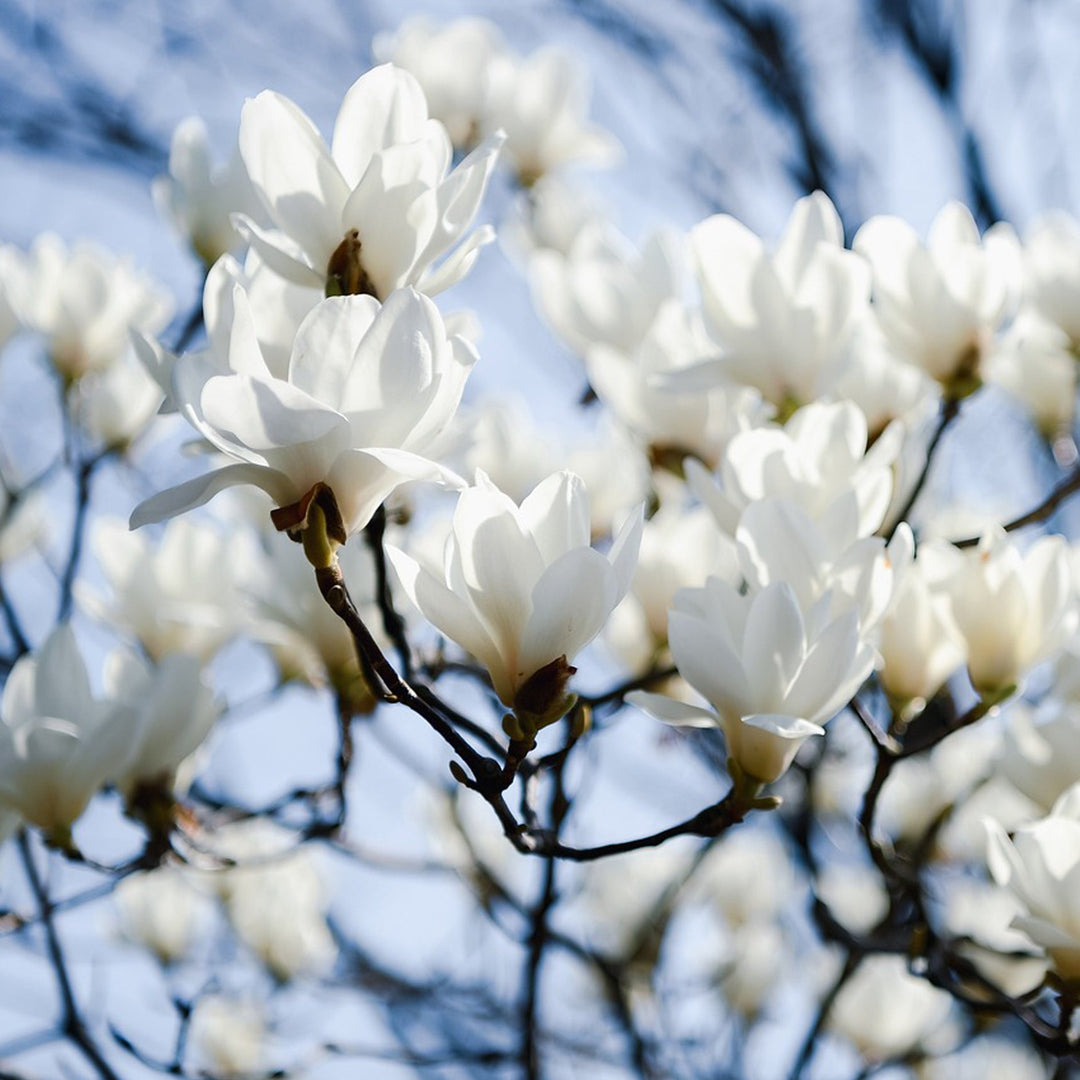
[627,690,717,728]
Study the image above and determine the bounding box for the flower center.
[326,229,377,299]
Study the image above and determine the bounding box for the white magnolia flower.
[105,651,221,801]
[73,346,163,450]
[388,470,642,719]
[986,784,1080,982]
[943,878,1048,997]
[829,320,937,443]
[986,310,1078,438]
[829,955,953,1061]
[235,64,502,299]
[18,234,172,381]
[693,827,796,929]
[999,700,1080,814]
[715,920,784,1018]
[503,174,604,261]
[190,997,265,1078]
[690,191,870,411]
[530,223,683,357]
[877,525,966,709]
[208,820,335,983]
[815,863,889,935]
[922,1037,1048,1080]
[0,626,136,838]
[922,529,1075,695]
[373,17,506,149]
[1021,211,1080,349]
[854,201,1017,394]
[735,497,895,635]
[590,300,769,472]
[114,866,213,966]
[687,400,899,540]
[130,287,475,540]
[630,577,876,785]
[482,46,621,185]
[153,116,258,266]
[81,517,254,662]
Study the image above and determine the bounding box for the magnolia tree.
[2,7,1080,1080]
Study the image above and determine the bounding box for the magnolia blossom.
[815,864,889,935]
[482,46,621,184]
[153,116,258,266]
[18,234,172,381]
[986,785,1080,982]
[208,821,336,983]
[0,626,135,838]
[693,827,796,929]
[829,955,953,1060]
[373,16,505,149]
[189,997,265,1078]
[130,287,475,541]
[73,347,163,450]
[876,525,966,709]
[734,497,895,634]
[999,700,1080,813]
[388,471,642,720]
[235,64,502,299]
[854,201,1017,395]
[1021,211,1080,348]
[687,400,899,540]
[105,651,221,802]
[0,483,44,566]
[630,577,876,785]
[986,311,1078,438]
[114,866,213,965]
[590,300,769,471]
[81,517,255,662]
[690,191,870,411]
[943,879,1048,997]
[922,529,1075,695]
[530,223,683,357]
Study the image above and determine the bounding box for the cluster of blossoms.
[6,10,1080,1079]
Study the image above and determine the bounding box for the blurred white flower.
[503,174,604,260]
[131,288,475,540]
[714,919,784,1017]
[0,483,44,567]
[630,577,875,785]
[854,201,1017,396]
[922,529,1075,695]
[373,16,505,149]
[74,346,163,451]
[986,784,1080,982]
[608,499,737,669]
[388,470,642,721]
[18,234,172,382]
[829,954,953,1061]
[81,517,254,662]
[998,700,1080,814]
[208,820,336,983]
[245,526,385,710]
[1021,211,1080,349]
[942,878,1048,998]
[105,651,221,802]
[986,310,1078,438]
[921,1037,1048,1080]
[114,865,213,966]
[530,222,683,357]
[0,626,136,840]
[189,997,265,1078]
[693,826,796,929]
[687,400,899,540]
[235,64,502,299]
[153,116,258,267]
[815,863,888,935]
[691,191,870,411]
[482,46,621,185]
